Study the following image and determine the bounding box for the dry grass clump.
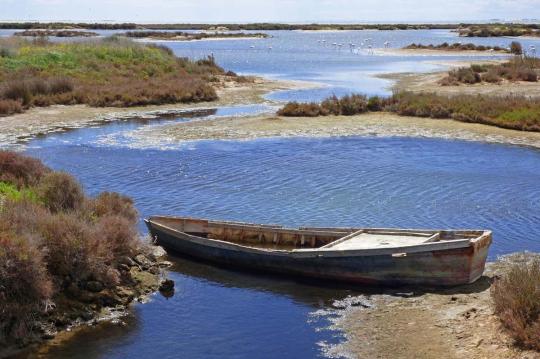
[0,150,50,187]
[277,94,374,117]
[440,55,539,86]
[38,172,84,213]
[0,151,143,345]
[491,257,540,351]
[0,37,230,115]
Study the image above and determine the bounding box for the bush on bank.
[276,92,540,132]
[0,151,145,346]
[491,258,540,351]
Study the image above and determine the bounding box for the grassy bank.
[277,92,540,131]
[0,36,236,116]
[440,56,539,85]
[0,151,166,350]
[119,31,269,40]
[404,42,509,53]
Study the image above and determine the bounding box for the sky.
[1,0,540,23]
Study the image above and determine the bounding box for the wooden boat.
[145,216,492,287]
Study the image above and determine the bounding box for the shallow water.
[24,113,540,359]
[6,29,540,358]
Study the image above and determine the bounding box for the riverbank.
[128,112,540,149]
[0,76,310,146]
[329,253,540,359]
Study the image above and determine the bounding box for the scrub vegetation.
[277,92,540,131]
[0,151,157,348]
[0,36,236,116]
[491,258,540,351]
[404,42,509,52]
[439,56,539,85]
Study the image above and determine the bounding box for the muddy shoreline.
[126,112,540,150]
[327,254,540,359]
[0,76,313,147]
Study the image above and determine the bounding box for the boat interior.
[149,216,485,250]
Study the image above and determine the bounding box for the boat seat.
[323,231,441,250]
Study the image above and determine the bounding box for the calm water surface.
[6,29,540,358]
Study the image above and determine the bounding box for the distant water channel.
[7,29,540,358]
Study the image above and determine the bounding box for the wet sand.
[0,76,315,146]
[128,112,540,149]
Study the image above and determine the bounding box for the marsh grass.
[0,37,227,115]
[277,92,540,131]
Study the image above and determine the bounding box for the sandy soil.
[128,112,540,149]
[329,254,540,359]
[373,48,510,57]
[0,76,315,146]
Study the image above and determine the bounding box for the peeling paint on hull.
[145,217,492,287]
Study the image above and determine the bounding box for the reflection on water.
[37,254,358,359]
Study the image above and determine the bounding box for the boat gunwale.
[145,217,492,258]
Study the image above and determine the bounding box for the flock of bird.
[244,38,537,57]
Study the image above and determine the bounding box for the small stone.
[119,256,137,267]
[133,254,153,269]
[159,279,175,292]
[149,266,160,275]
[158,260,173,268]
[149,245,167,260]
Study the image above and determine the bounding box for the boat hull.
[146,219,491,287]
